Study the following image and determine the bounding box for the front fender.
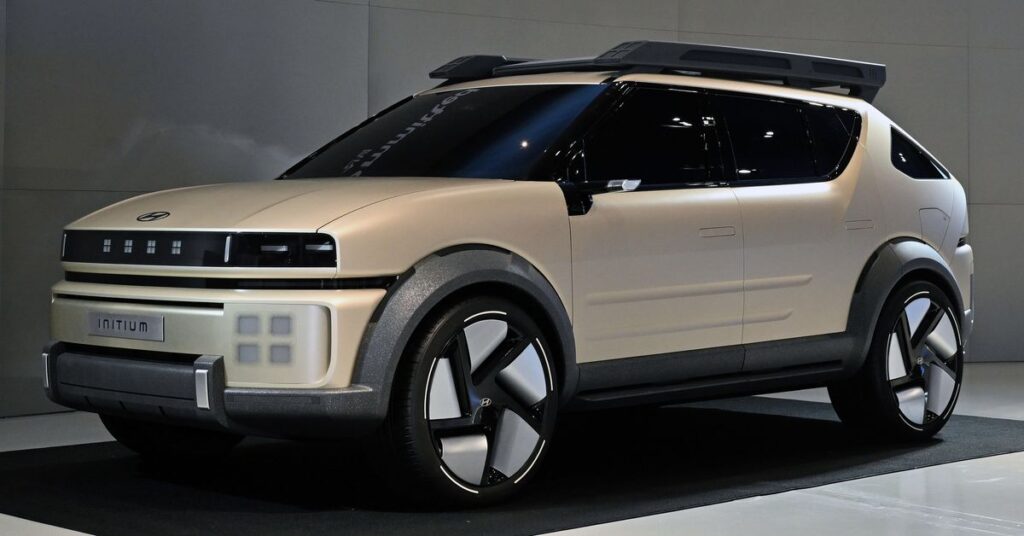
[351,247,578,421]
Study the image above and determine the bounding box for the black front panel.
[62,231,337,268]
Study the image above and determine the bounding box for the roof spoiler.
[429,41,886,103]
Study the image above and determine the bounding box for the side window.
[584,87,713,187]
[804,104,861,177]
[891,128,948,179]
[715,95,815,182]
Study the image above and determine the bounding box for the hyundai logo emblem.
[136,211,170,222]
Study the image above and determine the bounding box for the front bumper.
[42,341,386,437]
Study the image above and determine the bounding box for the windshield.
[282,84,607,180]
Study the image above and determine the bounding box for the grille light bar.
[62,231,338,268]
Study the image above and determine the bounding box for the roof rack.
[429,41,886,102]
[428,55,534,82]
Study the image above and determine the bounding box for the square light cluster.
[235,314,294,365]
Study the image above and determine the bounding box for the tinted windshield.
[283,84,606,180]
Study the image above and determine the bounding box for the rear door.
[711,92,867,368]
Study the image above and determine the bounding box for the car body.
[43,41,973,503]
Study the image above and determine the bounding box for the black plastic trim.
[428,54,533,81]
[572,333,854,410]
[352,247,579,417]
[64,271,396,290]
[42,341,383,438]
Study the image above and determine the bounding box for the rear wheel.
[829,280,964,439]
[377,296,558,506]
[100,414,243,461]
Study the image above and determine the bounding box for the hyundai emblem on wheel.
[136,211,170,222]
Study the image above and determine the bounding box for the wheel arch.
[351,245,579,421]
[847,238,965,372]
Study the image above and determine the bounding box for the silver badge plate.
[87,312,165,342]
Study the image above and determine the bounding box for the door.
[711,92,871,363]
[570,85,744,363]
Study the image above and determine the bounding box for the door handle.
[699,226,736,238]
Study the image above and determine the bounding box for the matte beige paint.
[50,281,385,389]
[570,187,743,361]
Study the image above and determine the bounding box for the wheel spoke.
[925,311,959,360]
[894,313,916,379]
[429,415,479,434]
[464,319,508,373]
[894,382,926,425]
[428,357,463,420]
[925,360,957,416]
[904,297,932,341]
[887,331,908,380]
[911,304,944,351]
[497,343,549,407]
[473,338,531,385]
[489,409,540,478]
[439,434,489,485]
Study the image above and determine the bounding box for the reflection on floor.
[0,362,1021,536]
[554,362,1024,536]
[550,453,1024,536]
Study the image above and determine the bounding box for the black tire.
[374,296,559,506]
[100,414,243,461]
[829,280,964,440]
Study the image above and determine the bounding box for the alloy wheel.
[886,291,962,428]
[424,313,555,490]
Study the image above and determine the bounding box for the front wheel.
[376,296,558,506]
[829,280,964,439]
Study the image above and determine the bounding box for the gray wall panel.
[968,47,1024,205]
[0,0,1019,416]
[367,5,675,112]
[678,0,967,47]
[965,204,1022,362]
[0,0,368,416]
[370,0,678,30]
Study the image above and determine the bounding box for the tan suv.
[44,41,974,505]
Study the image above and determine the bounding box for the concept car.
[44,41,973,504]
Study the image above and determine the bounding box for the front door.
[570,85,744,363]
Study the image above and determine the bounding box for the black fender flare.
[350,247,578,421]
[846,239,964,372]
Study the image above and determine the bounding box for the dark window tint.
[805,104,860,177]
[283,84,606,180]
[584,87,712,186]
[891,128,947,179]
[716,95,815,181]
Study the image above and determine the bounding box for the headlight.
[230,233,337,267]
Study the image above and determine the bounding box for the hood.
[67,178,491,232]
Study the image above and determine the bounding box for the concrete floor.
[2,362,1023,535]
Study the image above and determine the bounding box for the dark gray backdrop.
[1,0,1019,417]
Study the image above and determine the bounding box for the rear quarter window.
[891,128,949,179]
